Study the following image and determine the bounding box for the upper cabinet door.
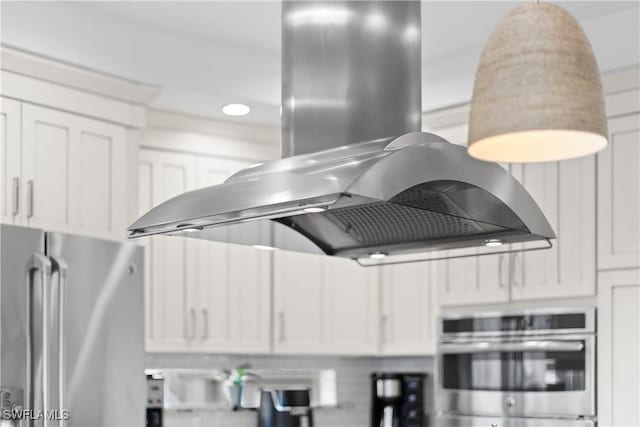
[138,149,198,352]
[381,262,437,355]
[322,257,379,355]
[437,251,509,306]
[21,103,128,240]
[510,157,596,300]
[273,250,379,355]
[273,250,326,354]
[598,110,640,270]
[0,97,22,225]
[192,156,271,353]
[196,156,249,189]
[226,244,271,353]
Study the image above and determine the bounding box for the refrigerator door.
[1,225,46,422]
[46,232,145,427]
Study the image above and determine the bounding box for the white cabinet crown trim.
[1,71,147,128]
[1,46,159,106]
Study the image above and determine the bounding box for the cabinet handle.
[380,314,389,343]
[201,308,208,340]
[278,311,285,342]
[26,180,34,218]
[512,253,521,287]
[189,308,196,340]
[12,177,19,216]
[498,255,505,288]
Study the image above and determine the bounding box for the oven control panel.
[441,308,594,336]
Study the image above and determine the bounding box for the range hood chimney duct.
[281,1,422,157]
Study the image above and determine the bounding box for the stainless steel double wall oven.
[436,308,596,427]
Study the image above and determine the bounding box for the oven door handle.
[439,340,585,353]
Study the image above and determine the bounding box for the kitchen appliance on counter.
[146,375,164,427]
[371,373,426,427]
[143,368,337,411]
[436,308,596,427]
[0,225,145,426]
[258,388,313,427]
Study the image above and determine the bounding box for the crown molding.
[1,45,160,105]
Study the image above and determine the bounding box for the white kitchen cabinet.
[597,269,640,427]
[420,111,512,308]
[510,156,596,300]
[380,262,437,354]
[597,110,640,270]
[190,239,272,353]
[437,251,509,306]
[427,107,598,306]
[435,156,595,306]
[0,97,21,225]
[322,256,379,354]
[273,250,379,354]
[138,149,197,352]
[19,103,129,240]
[225,244,271,352]
[191,156,271,353]
[274,250,325,353]
[140,148,271,353]
[0,101,129,239]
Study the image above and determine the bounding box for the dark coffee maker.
[371,373,426,427]
[258,388,314,427]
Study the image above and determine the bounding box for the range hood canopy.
[129,1,555,261]
[129,132,554,259]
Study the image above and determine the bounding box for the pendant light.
[468,2,608,163]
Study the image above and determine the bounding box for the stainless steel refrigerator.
[1,224,145,426]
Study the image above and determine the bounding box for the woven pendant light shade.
[468,3,608,163]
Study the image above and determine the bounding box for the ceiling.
[2,1,638,127]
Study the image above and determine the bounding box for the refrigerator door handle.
[50,255,68,423]
[26,252,52,424]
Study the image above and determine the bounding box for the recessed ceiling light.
[303,207,326,213]
[222,103,250,116]
[253,244,277,251]
[369,252,387,260]
[483,239,503,247]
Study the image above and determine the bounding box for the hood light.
[177,224,203,232]
[483,239,503,247]
[303,207,326,213]
[253,245,277,251]
[222,103,250,116]
[369,252,387,260]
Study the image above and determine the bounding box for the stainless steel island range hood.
[129,1,555,262]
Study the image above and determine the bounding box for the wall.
[146,353,435,427]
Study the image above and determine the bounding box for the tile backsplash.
[146,353,434,427]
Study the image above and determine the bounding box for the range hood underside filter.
[276,180,536,258]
